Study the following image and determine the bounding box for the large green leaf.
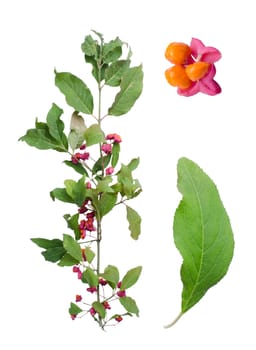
[126,206,141,240]
[121,266,142,290]
[108,65,143,116]
[165,157,234,327]
[55,71,93,114]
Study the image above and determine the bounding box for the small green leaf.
[63,213,80,240]
[72,176,87,207]
[108,65,143,116]
[92,154,111,174]
[41,247,66,262]
[117,164,133,197]
[102,37,123,63]
[105,60,130,87]
[84,247,95,263]
[84,55,107,83]
[82,267,98,287]
[126,206,141,240]
[98,192,117,217]
[165,157,234,328]
[121,266,142,290]
[69,302,83,316]
[127,157,140,171]
[111,143,120,167]
[102,265,120,287]
[50,188,75,204]
[63,160,88,176]
[63,234,82,262]
[84,124,105,146]
[58,253,79,267]
[92,301,106,319]
[64,177,86,207]
[81,34,99,57]
[55,71,93,114]
[119,296,139,316]
[31,238,63,249]
[46,103,67,148]
[97,177,114,193]
[64,179,76,198]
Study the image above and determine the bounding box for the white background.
[1,0,255,348]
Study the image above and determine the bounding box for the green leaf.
[31,238,66,263]
[82,267,98,287]
[98,192,117,217]
[96,177,114,193]
[63,160,88,176]
[81,34,99,57]
[31,238,63,249]
[102,265,120,287]
[69,302,83,316]
[50,188,75,204]
[63,234,82,262]
[92,301,106,319]
[111,142,120,167]
[117,164,133,197]
[126,206,141,240]
[19,123,66,152]
[108,65,143,116]
[105,60,130,87]
[102,37,123,63]
[121,266,142,290]
[46,103,67,149]
[58,253,79,267]
[119,296,139,316]
[84,55,107,83]
[127,157,140,171]
[63,213,80,240]
[165,157,234,328]
[92,154,111,174]
[84,247,95,263]
[55,71,93,114]
[64,176,86,207]
[41,247,66,262]
[72,176,87,207]
[84,124,105,146]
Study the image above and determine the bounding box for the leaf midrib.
[182,162,205,311]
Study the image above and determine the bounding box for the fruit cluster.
[165,38,221,96]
